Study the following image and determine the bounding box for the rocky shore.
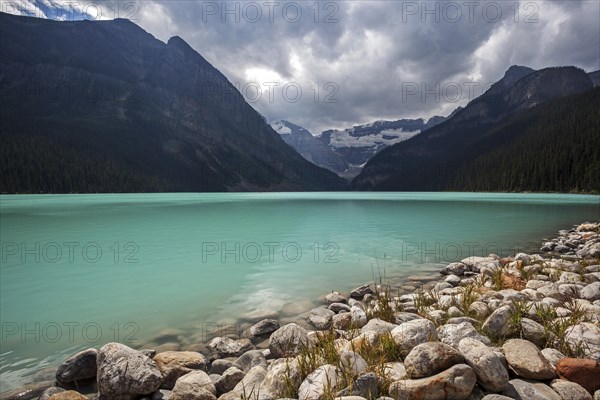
[4,222,600,400]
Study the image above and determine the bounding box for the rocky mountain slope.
[352,65,596,191]
[0,12,346,192]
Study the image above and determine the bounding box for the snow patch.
[329,127,420,148]
[270,120,292,135]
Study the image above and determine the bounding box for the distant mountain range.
[1,12,598,193]
[352,65,599,192]
[271,112,457,179]
[0,12,346,193]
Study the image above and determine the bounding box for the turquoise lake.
[1,192,599,391]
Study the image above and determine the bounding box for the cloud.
[8,0,600,134]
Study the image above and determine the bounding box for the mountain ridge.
[352,65,596,191]
[0,12,347,193]
[271,113,452,179]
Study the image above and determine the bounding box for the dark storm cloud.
[12,0,599,134]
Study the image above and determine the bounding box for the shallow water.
[1,192,599,391]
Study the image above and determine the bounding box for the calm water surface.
[1,192,599,391]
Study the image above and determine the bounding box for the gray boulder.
[309,307,335,330]
[502,339,555,380]
[360,318,397,335]
[404,342,463,379]
[298,364,340,400]
[268,323,309,358]
[248,319,280,337]
[503,379,561,400]
[55,348,97,384]
[97,343,163,398]
[391,319,437,356]
[215,367,245,395]
[208,337,253,357]
[389,364,476,400]
[170,370,216,400]
[438,322,490,349]
[458,338,509,393]
[549,379,593,400]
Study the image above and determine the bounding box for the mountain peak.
[501,65,536,87]
[167,35,191,49]
[506,65,534,74]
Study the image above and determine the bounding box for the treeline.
[446,87,600,193]
[367,87,600,193]
[0,134,170,193]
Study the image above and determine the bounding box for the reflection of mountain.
[272,114,451,179]
[353,66,598,192]
[0,12,346,192]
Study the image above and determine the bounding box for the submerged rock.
[55,348,97,384]
[208,337,253,357]
[247,319,280,337]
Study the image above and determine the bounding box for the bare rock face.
[97,342,163,398]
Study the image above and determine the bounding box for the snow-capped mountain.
[271,115,451,179]
[271,120,349,175]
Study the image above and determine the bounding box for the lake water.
[1,192,599,391]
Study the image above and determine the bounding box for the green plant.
[277,359,301,399]
[240,382,259,400]
[297,329,339,380]
[457,284,478,315]
[507,300,532,338]
[355,332,402,367]
[492,267,504,291]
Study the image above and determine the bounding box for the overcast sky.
[9,0,600,134]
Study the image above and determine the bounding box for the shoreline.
[3,221,600,400]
